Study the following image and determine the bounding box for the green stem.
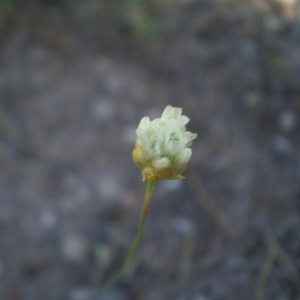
[98,181,156,296]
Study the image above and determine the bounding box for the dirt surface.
[1,1,300,299]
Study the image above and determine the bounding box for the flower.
[132,105,197,182]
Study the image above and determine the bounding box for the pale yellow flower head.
[133,105,197,182]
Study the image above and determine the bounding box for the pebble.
[171,216,196,236]
[91,98,115,123]
[97,173,123,202]
[69,287,92,300]
[39,210,57,229]
[61,235,88,262]
[242,91,262,108]
[278,110,297,132]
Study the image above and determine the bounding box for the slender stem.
[98,181,156,295]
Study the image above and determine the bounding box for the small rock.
[39,210,57,229]
[93,243,111,265]
[171,216,196,236]
[61,235,88,262]
[69,287,95,300]
[97,173,123,202]
[278,110,298,132]
[91,98,115,123]
[242,91,262,108]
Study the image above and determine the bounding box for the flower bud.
[133,105,197,182]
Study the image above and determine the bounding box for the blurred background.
[1,0,300,299]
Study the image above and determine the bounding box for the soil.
[1,1,300,300]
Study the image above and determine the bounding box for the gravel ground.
[0,1,300,299]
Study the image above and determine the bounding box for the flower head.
[133,105,197,182]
